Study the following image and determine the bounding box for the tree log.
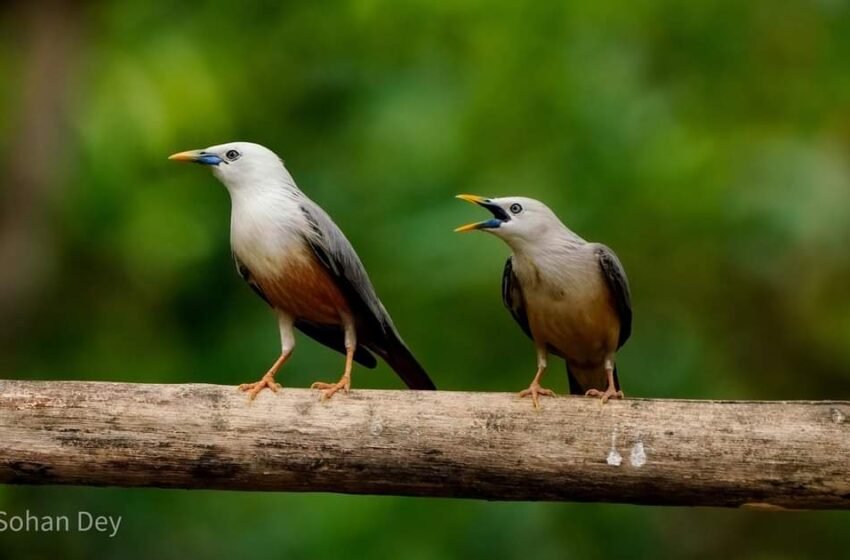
[0,380,848,509]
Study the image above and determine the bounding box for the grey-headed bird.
[169,142,435,399]
[455,195,631,407]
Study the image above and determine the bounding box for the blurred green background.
[2,0,850,558]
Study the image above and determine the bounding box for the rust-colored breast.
[254,251,350,325]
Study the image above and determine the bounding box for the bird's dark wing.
[501,257,532,340]
[595,244,632,348]
[234,254,271,306]
[299,202,435,390]
[294,320,378,368]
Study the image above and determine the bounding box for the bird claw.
[311,377,351,400]
[518,383,556,409]
[585,387,624,404]
[238,374,281,401]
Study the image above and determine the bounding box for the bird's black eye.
[509,203,523,215]
[225,149,240,161]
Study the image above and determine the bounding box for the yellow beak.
[455,194,487,205]
[168,149,225,166]
[454,222,485,233]
[454,194,505,233]
[168,150,203,162]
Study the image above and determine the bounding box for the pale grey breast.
[514,244,620,365]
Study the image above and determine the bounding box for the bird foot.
[585,386,624,404]
[518,383,556,409]
[238,373,281,401]
[311,376,351,400]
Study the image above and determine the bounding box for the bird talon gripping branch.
[170,143,436,399]
[455,195,632,405]
[239,375,282,401]
[585,388,624,404]
[311,377,351,400]
[518,383,556,409]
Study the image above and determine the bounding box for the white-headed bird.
[169,142,435,399]
[455,195,631,408]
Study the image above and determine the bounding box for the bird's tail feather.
[566,364,620,396]
[566,366,581,395]
[379,339,436,390]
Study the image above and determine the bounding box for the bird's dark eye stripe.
[225,149,240,161]
[510,203,523,214]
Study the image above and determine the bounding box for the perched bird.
[455,195,631,407]
[169,142,436,399]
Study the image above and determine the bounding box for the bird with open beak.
[169,142,436,399]
[455,195,632,408]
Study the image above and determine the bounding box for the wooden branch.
[1,380,848,509]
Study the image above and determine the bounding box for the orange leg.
[310,345,354,400]
[239,352,289,401]
[518,348,555,409]
[519,367,555,409]
[585,361,624,404]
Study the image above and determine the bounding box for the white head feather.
[199,141,299,197]
[170,141,311,276]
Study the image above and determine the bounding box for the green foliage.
[1,0,849,557]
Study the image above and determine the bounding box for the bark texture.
[1,380,848,509]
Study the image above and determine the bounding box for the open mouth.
[454,194,509,232]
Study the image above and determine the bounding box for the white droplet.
[630,441,646,467]
[607,449,623,466]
